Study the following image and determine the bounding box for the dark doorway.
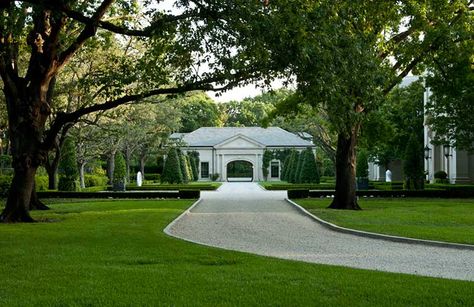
[227,160,253,182]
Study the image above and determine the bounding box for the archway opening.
[226,160,253,182]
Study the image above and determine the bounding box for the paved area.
[166,182,474,281]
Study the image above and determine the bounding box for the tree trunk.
[125,145,131,184]
[328,128,361,210]
[29,184,49,211]
[1,164,37,222]
[79,162,86,189]
[140,154,146,177]
[45,164,58,190]
[107,150,116,185]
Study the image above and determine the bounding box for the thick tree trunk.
[1,165,37,222]
[45,164,57,190]
[29,184,49,211]
[328,128,361,210]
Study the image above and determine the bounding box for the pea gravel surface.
[166,182,474,281]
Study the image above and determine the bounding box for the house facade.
[170,127,314,182]
[369,76,474,183]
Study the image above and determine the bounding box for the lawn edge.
[286,198,474,251]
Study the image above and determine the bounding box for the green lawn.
[0,199,473,306]
[295,198,474,245]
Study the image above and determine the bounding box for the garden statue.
[137,171,143,187]
[385,169,392,182]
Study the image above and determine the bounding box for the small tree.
[299,148,320,183]
[113,152,127,191]
[403,134,425,190]
[356,149,369,178]
[288,151,301,184]
[281,154,291,181]
[161,148,183,184]
[58,138,79,192]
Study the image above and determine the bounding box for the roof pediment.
[214,134,265,149]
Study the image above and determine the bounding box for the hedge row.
[288,189,474,199]
[118,184,219,191]
[37,190,200,199]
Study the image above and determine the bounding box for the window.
[271,161,279,178]
[201,162,209,178]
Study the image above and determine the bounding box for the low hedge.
[264,183,335,191]
[36,190,200,199]
[122,184,219,191]
[288,189,474,199]
[144,173,161,181]
[0,175,49,196]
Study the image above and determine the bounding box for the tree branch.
[57,0,115,69]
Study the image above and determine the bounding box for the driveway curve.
[166,182,474,281]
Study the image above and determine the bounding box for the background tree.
[425,38,474,151]
[58,137,79,192]
[0,0,266,222]
[403,134,425,190]
[249,0,473,209]
[113,152,126,191]
[177,92,222,132]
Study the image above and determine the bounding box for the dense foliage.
[58,138,79,192]
[161,148,183,184]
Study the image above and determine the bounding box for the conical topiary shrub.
[161,148,183,184]
[299,148,320,183]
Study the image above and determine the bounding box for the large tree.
[254,0,473,209]
[0,0,267,222]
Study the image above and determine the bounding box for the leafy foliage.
[356,149,369,179]
[113,152,127,188]
[58,138,79,192]
[299,148,320,184]
[403,134,425,190]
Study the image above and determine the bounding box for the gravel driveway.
[166,182,474,281]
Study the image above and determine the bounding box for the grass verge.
[295,198,474,245]
[0,199,473,306]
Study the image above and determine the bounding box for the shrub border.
[37,190,200,199]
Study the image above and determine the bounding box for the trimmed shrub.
[356,149,369,178]
[288,189,309,199]
[179,154,191,183]
[281,155,291,181]
[58,137,79,191]
[299,148,320,184]
[185,155,194,181]
[434,171,448,180]
[287,151,300,183]
[84,174,108,187]
[210,173,219,181]
[188,151,200,181]
[35,175,49,191]
[161,148,183,184]
[113,152,127,191]
[144,173,161,181]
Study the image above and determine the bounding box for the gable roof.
[172,127,314,147]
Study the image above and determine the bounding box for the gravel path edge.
[286,198,474,251]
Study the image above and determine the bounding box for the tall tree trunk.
[139,154,146,177]
[125,145,131,184]
[45,162,58,190]
[79,162,86,189]
[328,127,361,210]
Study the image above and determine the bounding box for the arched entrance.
[226,160,254,182]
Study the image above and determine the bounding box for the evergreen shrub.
[161,148,183,184]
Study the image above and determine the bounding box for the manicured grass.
[295,198,474,245]
[1,199,473,306]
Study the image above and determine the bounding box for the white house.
[170,127,314,182]
[423,88,474,183]
[369,76,474,183]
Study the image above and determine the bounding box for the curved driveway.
[166,183,474,281]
